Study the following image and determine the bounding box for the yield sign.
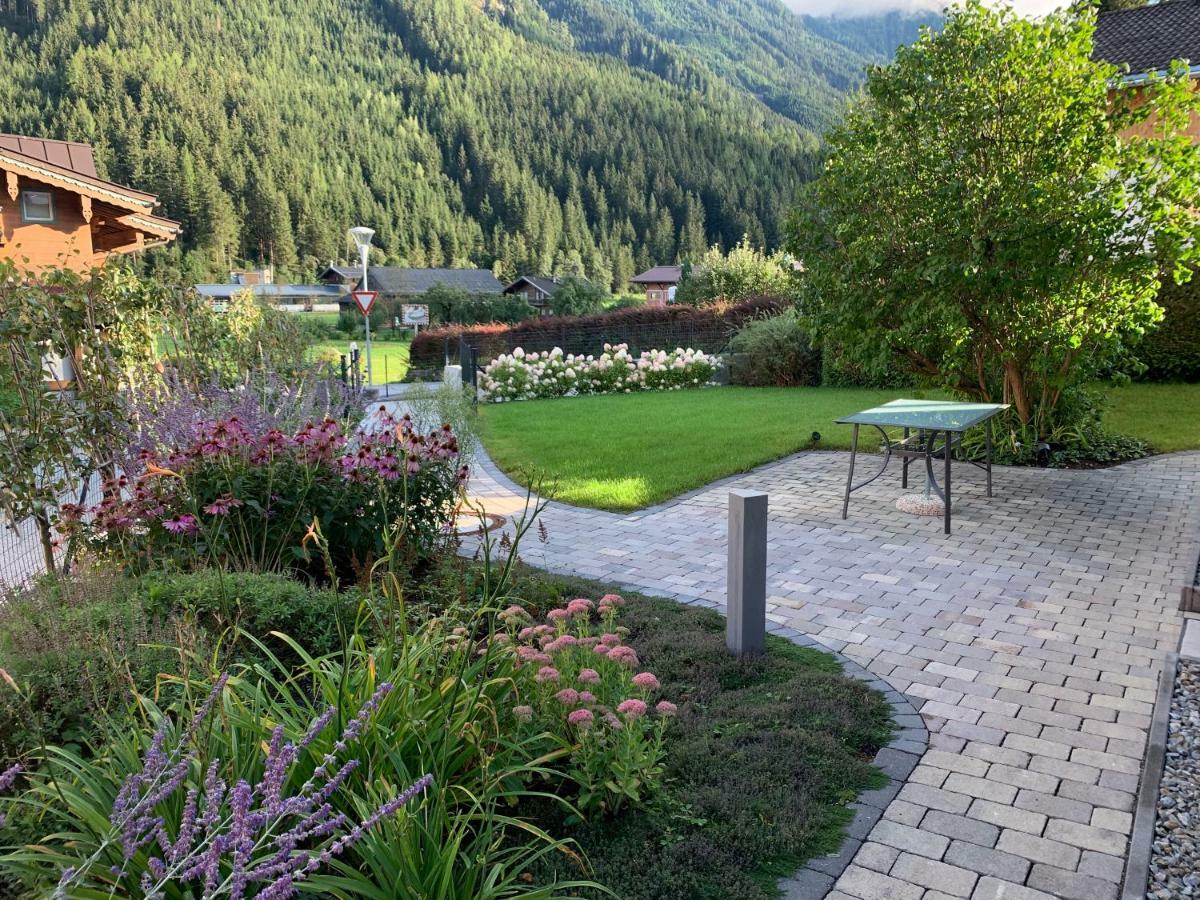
[351,290,378,315]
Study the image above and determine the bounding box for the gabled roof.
[631,265,682,284]
[365,267,503,295]
[503,275,560,295]
[0,135,97,177]
[318,264,361,282]
[1093,1,1200,79]
[0,134,180,242]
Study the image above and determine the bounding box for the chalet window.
[20,190,55,223]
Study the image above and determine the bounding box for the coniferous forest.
[0,0,933,287]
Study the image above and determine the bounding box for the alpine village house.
[0,134,179,273]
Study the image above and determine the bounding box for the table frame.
[837,402,1006,534]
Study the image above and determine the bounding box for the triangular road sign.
[352,290,378,315]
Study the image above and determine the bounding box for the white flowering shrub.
[480,343,718,402]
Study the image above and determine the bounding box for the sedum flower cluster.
[481,343,718,402]
[497,594,675,816]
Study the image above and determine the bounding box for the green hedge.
[1140,271,1200,382]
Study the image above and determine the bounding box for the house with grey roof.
[317,264,503,302]
[502,275,562,314]
[630,265,682,307]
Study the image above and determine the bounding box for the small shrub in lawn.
[60,408,466,581]
[481,343,718,402]
[728,308,821,386]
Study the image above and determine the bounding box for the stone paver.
[461,443,1200,899]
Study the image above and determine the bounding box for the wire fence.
[1,471,102,593]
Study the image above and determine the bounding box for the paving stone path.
[462,441,1200,900]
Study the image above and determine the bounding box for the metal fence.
[0,472,101,593]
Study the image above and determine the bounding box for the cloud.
[782,0,1065,19]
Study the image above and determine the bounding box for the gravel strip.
[1148,659,1200,899]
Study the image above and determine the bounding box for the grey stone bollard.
[727,489,767,658]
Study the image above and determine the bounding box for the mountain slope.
[0,0,925,286]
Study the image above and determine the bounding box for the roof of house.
[193,284,346,300]
[503,275,560,296]
[631,265,682,285]
[365,267,503,295]
[0,134,98,177]
[318,264,361,282]
[0,133,180,242]
[1093,1,1200,77]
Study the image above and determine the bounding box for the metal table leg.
[902,427,910,488]
[985,418,993,498]
[944,429,952,534]
[842,424,859,520]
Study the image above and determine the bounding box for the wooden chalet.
[0,134,180,272]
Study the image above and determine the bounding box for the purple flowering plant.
[498,593,673,816]
[58,407,466,579]
[2,671,432,898]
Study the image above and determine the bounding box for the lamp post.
[348,226,375,387]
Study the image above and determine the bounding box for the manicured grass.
[1102,382,1200,453]
[306,339,410,384]
[478,383,1200,510]
[493,566,893,899]
[478,386,945,510]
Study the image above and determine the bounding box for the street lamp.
[348,226,375,387]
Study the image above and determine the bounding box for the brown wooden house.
[502,275,560,315]
[630,265,681,307]
[0,134,180,273]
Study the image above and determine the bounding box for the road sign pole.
[361,251,373,388]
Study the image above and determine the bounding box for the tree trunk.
[36,512,57,577]
[1003,361,1032,426]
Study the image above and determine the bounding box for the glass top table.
[836,399,1009,534]
[837,399,1009,433]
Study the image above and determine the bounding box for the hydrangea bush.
[481,343,718,402]
[59,408,466,578]
[498,593,674,816]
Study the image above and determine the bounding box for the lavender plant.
[7,673,432,899]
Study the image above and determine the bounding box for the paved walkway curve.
[462,438,1200,900]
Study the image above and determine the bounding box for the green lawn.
[478,384,1200,510]
[1101,382,1200,453]
[306,339,410,384]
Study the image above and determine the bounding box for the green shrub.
[141,570,363,665]
[728,309,820,386]
[1139,270,1200,382]
[0,573,197,762]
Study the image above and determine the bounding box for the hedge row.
[1140,269,1200,382]
[409,296,787,370]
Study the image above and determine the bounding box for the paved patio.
[465,444,1200,900]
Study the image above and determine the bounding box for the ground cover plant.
[478,383,1197,510]
[474,566,893,899]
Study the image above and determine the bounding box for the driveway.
[466,444,1200,900]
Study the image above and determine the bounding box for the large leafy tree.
[789,1,1200,433]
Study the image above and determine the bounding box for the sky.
[781,0,1064,19]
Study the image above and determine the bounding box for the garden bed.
[473,567,895,899]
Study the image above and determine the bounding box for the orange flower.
[144,462,182,479]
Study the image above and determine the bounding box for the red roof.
[0,134,97,178]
